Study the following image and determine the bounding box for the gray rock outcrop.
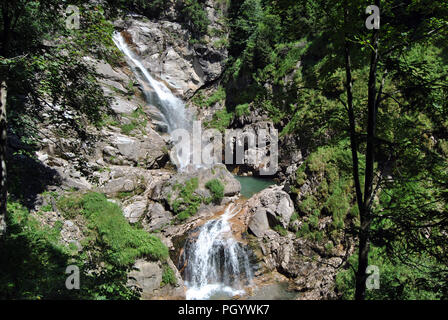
[114,5,228,100]
[247,185,294,236]
[127,258,186,300]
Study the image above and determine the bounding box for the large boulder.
[123,196,148,223]
[255,230,345,300]
[101,130,168,168]
[127,258,186,300]
[145,202,173,232]
[248,208,270,238]
[151,164,241,209]
[247,185,294,237]
[97,166,164,196]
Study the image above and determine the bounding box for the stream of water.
[180,204,254,300]
[112,32,193,170]
[113,31,256,300]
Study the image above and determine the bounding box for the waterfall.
[112,31,192,170]
[113,31,253,300]
[180,204,254,300]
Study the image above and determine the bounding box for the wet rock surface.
[113,2,228,100]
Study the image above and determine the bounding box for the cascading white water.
[113,31,253,300]
[112,31,192,169]
[180,204,254,300]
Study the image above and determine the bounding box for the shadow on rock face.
[7,146,61,209]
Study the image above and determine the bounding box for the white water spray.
[113,31,254,300]
[180,204,254,300]
[112,31,192,169]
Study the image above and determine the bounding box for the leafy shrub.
[57,193,83,219]
[206,87,226,107]
[335,246,442,300]
[324,242,334,253]
[120,122,139,135]
[178,0,210,39]
[205,179,225,204]
[273,225,288,236]
[172,178,203,221]
[205,108,234,132]
[290,212,299,222]
[235,103,250,117]
[80,192,169,265]
[161,265,177,286]
[0,201,78,299]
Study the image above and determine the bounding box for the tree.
[252,0,448,299]
[340,0,448,299]
[0,79,6,234]
[0,1,113,233]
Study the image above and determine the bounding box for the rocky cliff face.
[240,186,355,300]
[114,1,228,100]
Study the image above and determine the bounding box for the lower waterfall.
[179,205,254,300]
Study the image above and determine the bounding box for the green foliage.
[161,265,177,286]
[56,194,83,219]
[119,106,149,135]
[192,87,226,108]
[120,122,139,135]
[0,201,77,299]
[293,142,362,236]
[336,246,443,300]
[205,179,225,204]
[72,5,123,66]
[289,212,299,222]
[0,199,137,300]
[206,87,226,107]
[178,0,210,39]
[172,178,203,221]
[296,222,309,238]
[110,0,170,18]
[40,204,52,212]
[191,91,207,108]
[324,242,334,253]
[8,191,169,299]
[205,108,234,132]
[80,192,168,265]
[235,103,250,117]
[213,37,229,49]
[273,225,287,237]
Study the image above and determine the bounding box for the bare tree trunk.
[355,0,381,301]
[344,0,363,217]
[0,80,7,235]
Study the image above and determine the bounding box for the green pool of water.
[234,175,276,199]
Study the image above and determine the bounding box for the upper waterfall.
[112,31,193,170]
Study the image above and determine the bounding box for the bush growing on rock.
[292,141,363,240]
[161,265,177,286]
[1,195,163,299]
[205,179,225,204]
[172,178,203,221]
[80,192,169,265]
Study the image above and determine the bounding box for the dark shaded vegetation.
[217,0,448,299]
[0,192,169,299]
